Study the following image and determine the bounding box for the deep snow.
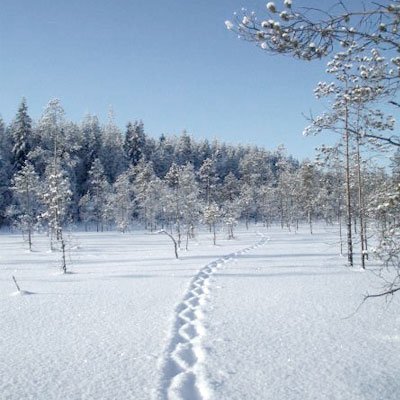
[0,225,399,400]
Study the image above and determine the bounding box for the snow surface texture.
[1,226,400,400]
[155,235,268,400]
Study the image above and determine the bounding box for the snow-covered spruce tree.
[10,98,33,173]
[9,162,42,250]
[175,131,194,166]
[0,118,13,226]
[124,121,146,166]
[99,108,127,183]
[196,138,212,169]
[70,113,103,209]
[152,134,175,178]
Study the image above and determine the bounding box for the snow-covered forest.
[1,98,399,270]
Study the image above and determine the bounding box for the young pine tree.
[9,162,42,250]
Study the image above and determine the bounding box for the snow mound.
[10,290,35,296]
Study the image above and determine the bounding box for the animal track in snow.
[156,235,268,400]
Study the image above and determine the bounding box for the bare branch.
[157,229,179,259]
[364,286,400,299]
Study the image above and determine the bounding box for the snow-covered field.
[1,225,399,400]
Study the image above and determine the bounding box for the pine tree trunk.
[213,223,216,245]
[176,219,181,248]
[355,131,366,269]
[344,106,353,266]
[26,180,33,251]
[61,234,67,274]
[338,201,343,256]
[364,220,369,260]
[28,228,32,252]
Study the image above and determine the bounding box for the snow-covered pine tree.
[9,162,42,250]
[42,162,72,271]
[163,162,200,248]
[199,158,218,206]
[164,163,182,245]
[257,184,278,228]
[132,160,162,231]
[221,199,241,239]
[203,202,221,245]
[112,168,135,232]
[179,163,201,249]
[38,99,72,273]
[275,156,297,231]
[226,0,400,288]
[298,161,318,234]
[78,193,93,231]
[238,184,255,229]
[304,46,394,266]
[221,172,240,202]
[86,158,111,232]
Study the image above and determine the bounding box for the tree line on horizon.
[0,97,398,273]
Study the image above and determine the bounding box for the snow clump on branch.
[284,0,292,8]
[266,2,277,13]
[225,20,234,30]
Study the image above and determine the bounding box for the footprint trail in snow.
[155,235,268,400]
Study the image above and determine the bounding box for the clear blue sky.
[0,0,352,160]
